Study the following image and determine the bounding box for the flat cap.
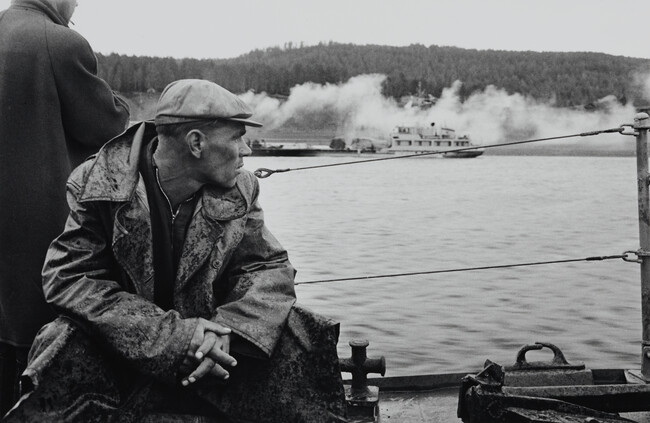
[155,79,262,127]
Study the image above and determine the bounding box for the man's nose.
[239,139,252,157]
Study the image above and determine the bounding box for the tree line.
[96,43,650,108]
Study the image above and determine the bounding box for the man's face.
[197,122,251,188]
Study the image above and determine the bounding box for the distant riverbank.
[122,91,636,157]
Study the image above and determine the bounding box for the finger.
[221,334,231,355]
[195,331,217,360]
[182,358,220,386]
[200,319,232,336]
[207,347,237,368]
[179,357,193,375]
[187,323,206,354]
[208,362,231,380]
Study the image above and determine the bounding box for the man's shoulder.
[44,22,93,58]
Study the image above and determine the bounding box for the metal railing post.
[634,112,650,379]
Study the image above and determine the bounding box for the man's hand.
[181,318,237,386]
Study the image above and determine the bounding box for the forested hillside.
[97,43,650,108]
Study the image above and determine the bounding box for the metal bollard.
[340,340,386,422]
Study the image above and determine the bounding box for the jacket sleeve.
[41,177,195,386]
[212,176,297,358]
[47,27,130,148]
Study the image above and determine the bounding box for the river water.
[243,153,642,377]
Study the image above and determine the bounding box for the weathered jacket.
[43,121,298,369]
[4,123,347,422]
[0,0,130,347]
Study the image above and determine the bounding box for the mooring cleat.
[340,339,386,422]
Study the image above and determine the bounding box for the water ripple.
[249,155,641,375]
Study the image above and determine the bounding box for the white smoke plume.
[634,72,650,106]
[240,74,640,149]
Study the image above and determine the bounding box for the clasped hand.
[181,318,237,386]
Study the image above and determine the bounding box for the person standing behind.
[0,0,130,414]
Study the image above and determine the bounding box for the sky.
[2,0,648,146]
[1,0,649,60]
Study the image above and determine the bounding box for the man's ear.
[185,130,204,158]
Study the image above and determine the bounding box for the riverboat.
[246,139,321,156]
[387,123,484,158]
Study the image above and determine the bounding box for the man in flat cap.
[3,79,347,423]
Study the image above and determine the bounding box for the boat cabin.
[390,123,473,149]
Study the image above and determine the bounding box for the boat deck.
[349,370,650,423]
[378,387,459,422]
[374,388,650,423]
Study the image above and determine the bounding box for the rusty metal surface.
[504,384,650,413]
[373,387,650,423]
[348,366,650,423]
[340,340,386,423]
[340,340,386,393]
[350,368,627,392]
[507,407,634,423]
[506,343,585,372]
[505,369,594,387]
[346,386,379,422]
[501,342,594,386]
[461,385,637,423]
[457,354,650,422]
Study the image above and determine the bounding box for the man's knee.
[3,318,131,422]
[23,317,121,396]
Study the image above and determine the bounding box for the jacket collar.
[78,122,147,203]
[11,0,70,27]
[78,121,249,221]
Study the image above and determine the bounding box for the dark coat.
[3,123,347,422]
[0,0,130,347]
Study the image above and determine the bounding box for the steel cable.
[255,127,627,178]
[294,254,628,285]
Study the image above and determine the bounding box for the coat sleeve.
[41,176,195,386]
[212,176,297,358]
[47,27,130,148]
